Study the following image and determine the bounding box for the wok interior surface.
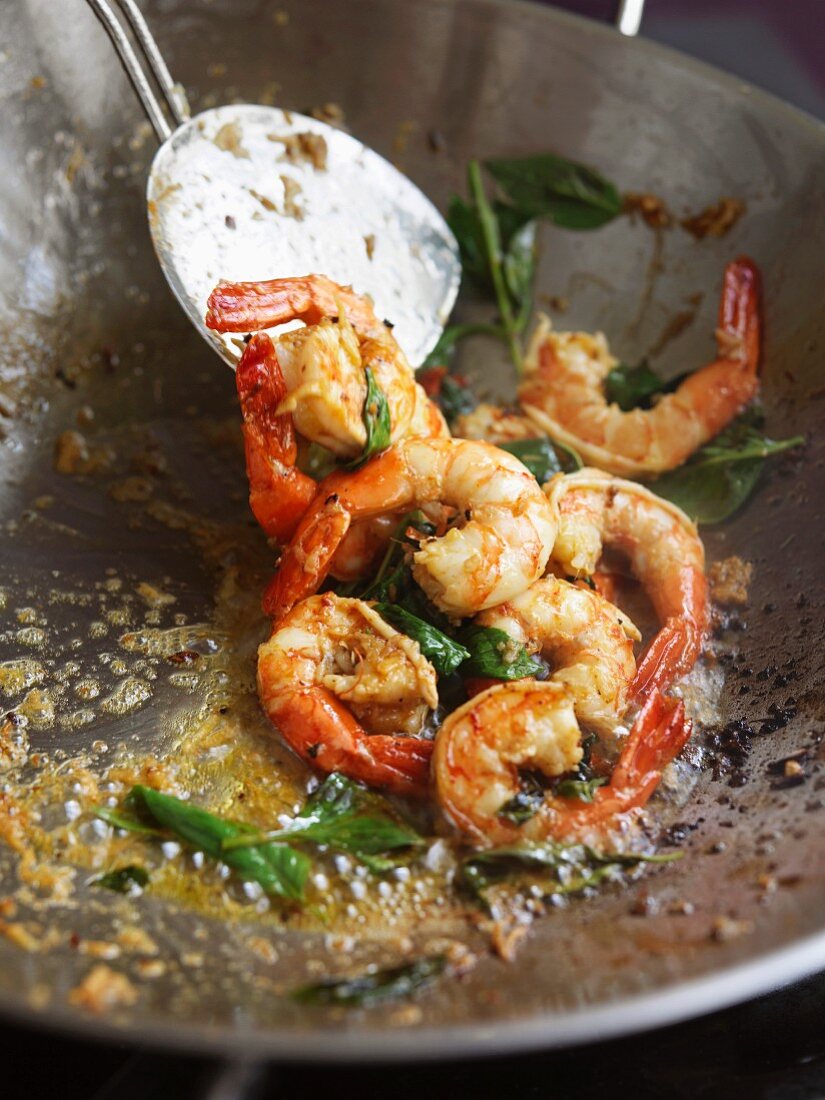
[0,0,822,1059]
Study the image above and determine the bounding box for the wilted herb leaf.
[222,773,425,872]
[291,954,447,1006]
[346,368,391,469]
[499,437,562,483]
[458,625,544,681]
[649,409,803,524]
[91,865,149,893]
[485,153,622,229]
[375,603,470,676]
[126,786,310,902]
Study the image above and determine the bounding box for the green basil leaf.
[438,376,478,425]
[374,603,470,676]
[502,219,538,329]
[222,773,425,868]
[497,771,546,825]
[92,805,163,836]
[485,153,622,229]
[446,195,490,288]
[459,841,682,910]
[291,955,447,1006]
[458,625,544,681]
[605,360,695,412]
[128,786,310,901]
[498,437,562,483]
[554,776,607,803]
[91,865,150,893]
[605,359,665,411]
[346,367,391,469]
[649,411,804,524]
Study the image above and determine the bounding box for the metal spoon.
[86,0,460,366]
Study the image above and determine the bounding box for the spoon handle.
[615,0,646,37]
[85,0,190,142]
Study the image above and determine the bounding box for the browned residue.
[280,175,304,220]
[53,430,113,476]
[709,556,754,607]
[213,121,249,159]
[68,964,139,1014]
[269,131,328,171]
[489,920,529,962]
[624,191,673,229]
[682,198,746,239]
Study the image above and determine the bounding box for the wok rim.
[1,928,824,1061]
[0,0,823,1061]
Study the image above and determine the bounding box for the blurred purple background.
[545,0,825,119]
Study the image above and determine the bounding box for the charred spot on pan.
[758,701,798,736]
[703,717,754,780]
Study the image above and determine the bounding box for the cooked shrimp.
[206,273,379,335]
[434,685,690,845]
[475,575,639,735]
[235,332,317,543]
[210,274,420,458]
[519,258,762,475]
[545,469,708,698]
[258,593,437,796]
[265,437,558,620]
[452,403,537,446]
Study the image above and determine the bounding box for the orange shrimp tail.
[676,256,763,436]
[719,256,761,373]
[206,275,377,334]
[545,691,691,838]
[609,692,691,804]
[262,494,352,620]
[631,568,709,699]
[264,686,433,798]
[236,333,317,543]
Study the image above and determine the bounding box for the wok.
[0,0,822,1061]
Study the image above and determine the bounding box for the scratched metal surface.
[0,0,822,1060]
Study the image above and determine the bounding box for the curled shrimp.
[545,468,708,698]
[475,574,640,735]
[229,279,448,574]
[265,437,559,620]
[209,274,424,458]
[519,257,762,476]
[434,684,690,846]
[258,593,437,797]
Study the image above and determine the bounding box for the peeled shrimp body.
[546,468,708,698]
[475,574,639,735]
[265,437,559,620]
[258,593,437,797]
[519,257,762,476]
[434,685,690,846]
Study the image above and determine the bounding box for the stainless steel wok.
[0,0,822,1061]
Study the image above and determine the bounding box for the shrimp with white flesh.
[434,684,690,846]
[452,403,538,446]
[519,258,762,476]
[264,437,559,620]
[258,593,437,797]
[226,277,448,578]
[211,274,421,458]
[545,468,708,699]
[475,575,640,735]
